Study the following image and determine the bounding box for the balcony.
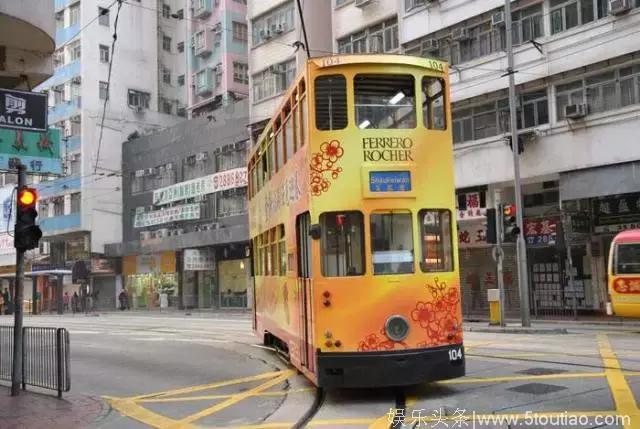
[41,59,80,88]
[40,213,81,236]
[49,97,81,123]
[55,0,77,12]
[195,69,214,96]
[36,175,81,198]
[193,0,212,19]
[55,22,80,46]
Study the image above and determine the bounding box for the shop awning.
[560,162,640,201]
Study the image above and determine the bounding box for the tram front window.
[354,74,416,129]
[370,211,414,275]
[320,211,365,277]
[615,243,640,274]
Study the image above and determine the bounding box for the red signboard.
[524,217,559,246]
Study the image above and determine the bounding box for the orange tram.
[248,54,465,388]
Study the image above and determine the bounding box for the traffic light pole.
[11,163,26,396]
[505,0,531,327]
[496,204,506,327]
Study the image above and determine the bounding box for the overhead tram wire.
[94,0,124,175]
[295,0,311,59]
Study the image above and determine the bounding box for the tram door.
[296,212,314,372]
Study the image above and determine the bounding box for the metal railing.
[0,326,70,397]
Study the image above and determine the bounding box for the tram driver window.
[422,77,446,130]
[320,211,365,277]
[419,210,453,272]
[315,75,348,130]
[370,211,415,275]
[354,74,416,129]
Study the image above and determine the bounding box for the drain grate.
[507,383,568,395]
[516,368,568,376]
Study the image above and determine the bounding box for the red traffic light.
[503,204,516,217]
[18,187,37,207]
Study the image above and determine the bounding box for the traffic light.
[502,204,520,241]
[14,187,42,251]
[485,208,497,244]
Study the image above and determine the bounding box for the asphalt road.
[1,312,639,429]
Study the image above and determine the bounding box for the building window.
[127,89,150,109]
[419,210,453,272]
[70,193,81,213]
[98,7,110,26]
[337,18,399,54]
[371,211,414,275]
[163,35,172,51]
[177,41,184,52]
[217,188,247,217]
[233,62,249,84]
[162,99,173,114]
[162,4,171,18]
[69,40,81,61]
[53,197,64,216]
[70,4,80,26]
[549,0,610,34]
[99,44,110,63]
[178,74,185,86]
[70,154,81,175]
[252,59,296,103]
[131,172,143,193]
[251,1,295,46]
[216,145,246,171]
[320,211,365,277]
[162,67,171,84]
[315,75,348,131]
[99,81,109,100]
[512,4,544,45]
[193,31,205,50]
[232,21,248,42]
[354,74,416,129]
[405,0,427,11]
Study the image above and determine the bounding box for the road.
[1,312,639,428]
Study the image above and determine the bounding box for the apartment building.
[186,0,250,118]
[247,0,333,137]
[27,0,185,309]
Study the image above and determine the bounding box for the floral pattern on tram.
[310,140,344,196]
[411,279,463,347]
[358,330,408,352]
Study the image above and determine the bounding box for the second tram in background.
[248,54,465,387]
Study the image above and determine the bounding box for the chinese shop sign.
[457,191,486,220]
[458,219,487,248]
[0,88,47,131]
[524,217,558,246]
[152,167,247,206]
[133,203,201,228]
[184,248,215,271]
[593,193,640,233]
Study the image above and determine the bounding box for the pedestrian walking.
[2,288,10,315]
[0,292,4,315]
[71,291,79,314]
[118,289,127,311]
[63,292,70,313]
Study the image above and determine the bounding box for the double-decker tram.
[248,54,465,388]
[608,229,640,318]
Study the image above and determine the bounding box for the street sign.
[0,127,62,174]
[0,89,48,132]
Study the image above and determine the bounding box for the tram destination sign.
[0,88,48,132]
[369,171,411,192]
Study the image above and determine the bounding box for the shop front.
[216,244,249,310]
[123,251,177,309]
[182,248,216,309]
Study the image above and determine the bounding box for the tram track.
[292,387,326,429]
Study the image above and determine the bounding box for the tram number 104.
[448,348,463,362]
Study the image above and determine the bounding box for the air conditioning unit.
[200,224,210,231]
[564,103,587,119]
[421,39,439,54]
[451,27,470,42]
[144,167,156,176]
[491,11,505,27]
[196,151,208,161]
[166,163,173,170]
[234,141,246,151]
[71,76,81,85]
[172,228,184,236]
[135,169,145,178]
[213,147,223,154]
[135,206,145,214]
[355,0,372,7]
[275,24,284,34]
[186,155,196,165]
[609,0,632,15]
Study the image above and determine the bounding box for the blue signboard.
[369,171,411,192]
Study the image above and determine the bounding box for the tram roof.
[613,229,640,243]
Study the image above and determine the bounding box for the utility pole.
[496,203,507,327]
[11,163,26,396]
[504,0,531,327]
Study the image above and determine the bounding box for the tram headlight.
[385,315,410,342]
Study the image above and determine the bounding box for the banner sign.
[0,127,62,174]
[369,171,411,192]
[524,217,559,246]
[153,167,247,206]
[133,203,201,228]
[184,248,215,271]
[0,88,48,132]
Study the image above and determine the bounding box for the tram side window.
[315,75,348,130]
[422,77,446,130]
[278,225,287,275]
[354,74,416,129]
[419,210,453,272]
[615,243,640,275]
[370,211,415,275]
[320,211,365,277]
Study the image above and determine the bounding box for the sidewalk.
[0,387,108,429]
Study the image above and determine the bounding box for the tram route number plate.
[449,348,463,362]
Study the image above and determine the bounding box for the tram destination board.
[369,171,411,192]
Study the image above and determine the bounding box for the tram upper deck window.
[315,75,348,130]
[354,74,416,129]
[370,211,414,275]
[422,77,446,130]
[320,211,365,277]
[419,209,453,272]
[615,243,640,274]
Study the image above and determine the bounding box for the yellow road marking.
[107,396,187,429]
[129,369,287,401]
[138,387,314,403]
[440,371,606,385]
[173,370,296,426]
[598,334,640,429]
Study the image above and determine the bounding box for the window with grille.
[315,75,347,131]
[99,44,109,63]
